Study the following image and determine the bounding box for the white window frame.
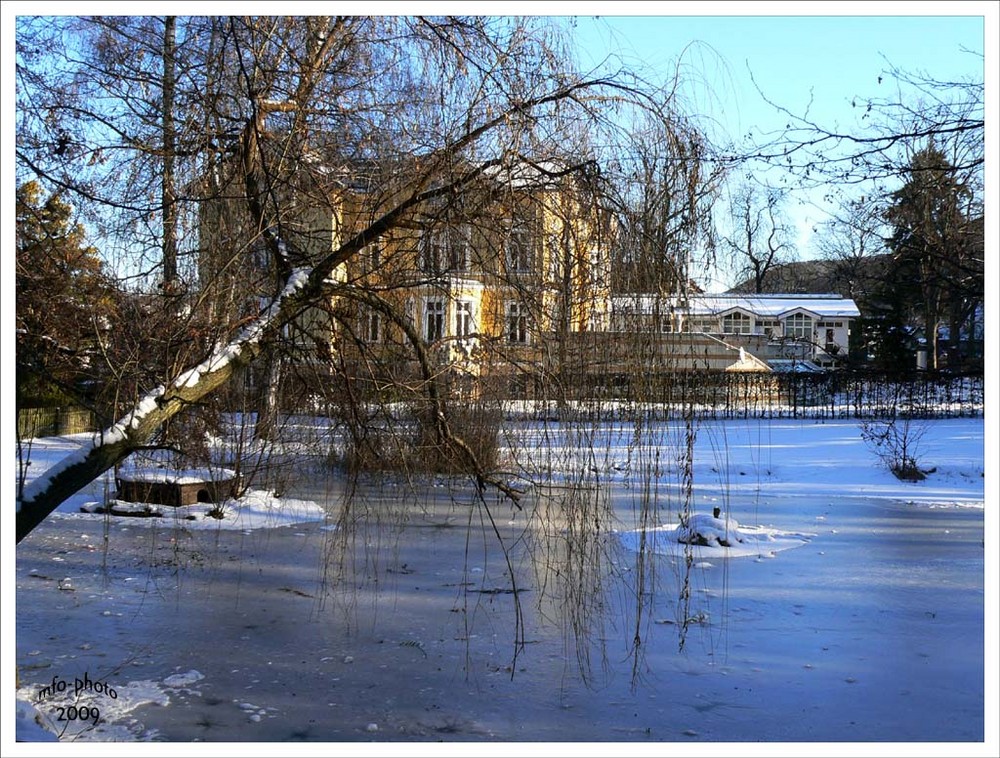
[784,313,814,341]
[424,299,445,342]
[422,225,470,274]
[506,302,529,344]
[455,300,474,340]
[365,309,381,343]
[361,241,381,275]
[420,231,445,274]
[721,312,754,335]
[757,318,781,338]
[686,317,716,333]
[660,314,679,333]
[506,223,533,275]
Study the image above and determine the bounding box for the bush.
[859,415,928,481]
[341,401,502,477]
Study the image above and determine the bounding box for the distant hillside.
[727,255,893,310]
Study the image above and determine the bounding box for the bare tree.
[13,16,694,537]
[742,62,984,189]
[14,15,735,687]
[608,110,722,296]
[812,194,888,303]
[719,181,797,293]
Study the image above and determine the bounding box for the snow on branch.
[15,264,314,542]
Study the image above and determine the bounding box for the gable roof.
[693,294,860,319]
[611,293,860,320]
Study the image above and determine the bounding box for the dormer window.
[784,313,814,341]
[721,312,753,335]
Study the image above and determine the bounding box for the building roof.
[612,293,861,319]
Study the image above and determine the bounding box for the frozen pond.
[14,473,984,743]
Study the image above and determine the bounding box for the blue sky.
[3,3,992,282]
[560,7,997,289]
[569,12,985,145]
[565,9,989,286]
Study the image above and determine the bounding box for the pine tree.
[882,143,977,371]
[15,181,115,405]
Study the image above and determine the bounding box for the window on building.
[588,246,605,288]
[722,312,753,335]
[455,300,474,339]
[420,232,443,274]
[421,225,469,274]
[506,223,533,274]
[686,317,716,333]
[364,309,381,343]
[425,300,445,342]
[506,302,529,343]
[757,318,780,338]
[361,242,381,275]
[784,313,814,341]
[447,226,470,271]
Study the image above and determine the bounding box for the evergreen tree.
[15,181,116,405]
[882,143,978,371]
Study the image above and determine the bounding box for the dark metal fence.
[670,370,985,420]
[537,370,985,421]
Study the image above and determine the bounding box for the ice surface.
[12,416,989,748]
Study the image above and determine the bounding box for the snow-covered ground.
[6,416,993,755]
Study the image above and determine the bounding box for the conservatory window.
[721,312,753,335]
[757,319,780,338]
[784,313,814,340]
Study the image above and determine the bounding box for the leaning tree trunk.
[14,79,613,544]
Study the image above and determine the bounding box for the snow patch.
[618,513,815,559]
[16,678,170,742]
[67,489,327,531]
[163,670,205,687]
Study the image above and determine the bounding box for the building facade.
[610,293,861,371]
[199,155,614,396]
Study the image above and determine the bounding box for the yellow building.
[199,156,614,398]
[335,160,614,397]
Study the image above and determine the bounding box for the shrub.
[859,415,928,481]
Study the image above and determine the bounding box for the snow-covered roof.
[612,293,860,319]
[481,159,570,189]
[767,359,827,373]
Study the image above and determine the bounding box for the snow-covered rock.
[675,512,749,548]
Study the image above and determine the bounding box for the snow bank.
[78,489,327,531]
